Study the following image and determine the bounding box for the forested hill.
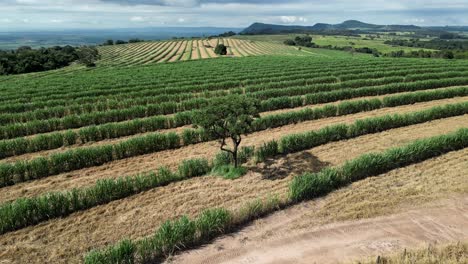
[240,20,425,35]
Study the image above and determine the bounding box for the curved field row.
[1,113,465,263]
[97,38,303,66]
[1,85,466,164]
[1,96,466,203]
[1,55,468,264]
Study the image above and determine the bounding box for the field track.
[0,56,467,263]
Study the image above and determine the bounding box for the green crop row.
[0,132,184,187]
[0,102,465,234]
[1,59,458,108]
[1,62,462,120]
[255,102,468,161]
[84,128,468,264]
[0,157,211,235]
[254,86,468,130]
[290,128,468,201]
[0,83,462,161]
[85,208,232,264]
[1,56,459,99]
[2,74,466,140]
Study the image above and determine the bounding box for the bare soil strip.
[190,40,200,60]
[198,40,210,59]
[203,40,218,58]
[169,195,468,264]
[6,85,459,164]
[0,116,466,264]
[233,39,255,56]
[0,97,466,203]
[169,41,188,62]
[225,39,241,57]
[231,39,249,56]
[152,42,179,63]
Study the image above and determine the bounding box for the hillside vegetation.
[0,54,467,263]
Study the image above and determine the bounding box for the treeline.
[0,46,100,75]
[384,50,459,59]
[284,36,314,47]
[209,31,237,38]
[384,39,468,59]
[101,39,145,46]
[385,39,468,50]
[317,44,380,56]
[283,35,380,56]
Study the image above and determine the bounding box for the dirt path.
[169,197,468,264]
[0,119,466,263]
[0,97,466,203]
[191,40,200,60]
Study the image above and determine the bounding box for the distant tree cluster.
[384,38,468,51]
[283,36,315,47]
[0,45,100,75]
[384,38,468,59]
[76,46,101,67]
[209,31,237,38]
[102,38,144,46]
[214,44,228,55]
[385,49,456,59]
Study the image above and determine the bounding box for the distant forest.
[0,46,99,75]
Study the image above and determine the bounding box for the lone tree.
[194,95,259,167]
[214,44,228,55]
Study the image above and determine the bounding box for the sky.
[1,0,467,31]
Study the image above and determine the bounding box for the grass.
[212,165,248,180]
[355,242,468,264]
[236,34,434,55]
[289,128,468,202]
[85,128,468,263]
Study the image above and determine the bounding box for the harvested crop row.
[0,115,465,263]
[1,103,466,234]
[1,86,466,162]
[0,97,465,203]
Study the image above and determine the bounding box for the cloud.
[98,0,303,6]
[0,0,467,30]
[130,16,146,22]
[280,15,307,24]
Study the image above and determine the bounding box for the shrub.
[212,165,248,179]
[214,44,228,55]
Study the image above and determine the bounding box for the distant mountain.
[240,20,423,35]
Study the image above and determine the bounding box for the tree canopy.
[193,95,260,167]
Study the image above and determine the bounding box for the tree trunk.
[233,143,238,168]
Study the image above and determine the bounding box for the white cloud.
[280,16,307,24]
[1,18,13,23]
[177,18,185,23]
[130,16,145,22]
[50,19,63,23]
[404,18,425,24]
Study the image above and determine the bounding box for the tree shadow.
[251,152,330,180]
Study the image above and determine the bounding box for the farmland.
[97,38,305,66]
[236,34,435,54]
[0,53,467,264]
